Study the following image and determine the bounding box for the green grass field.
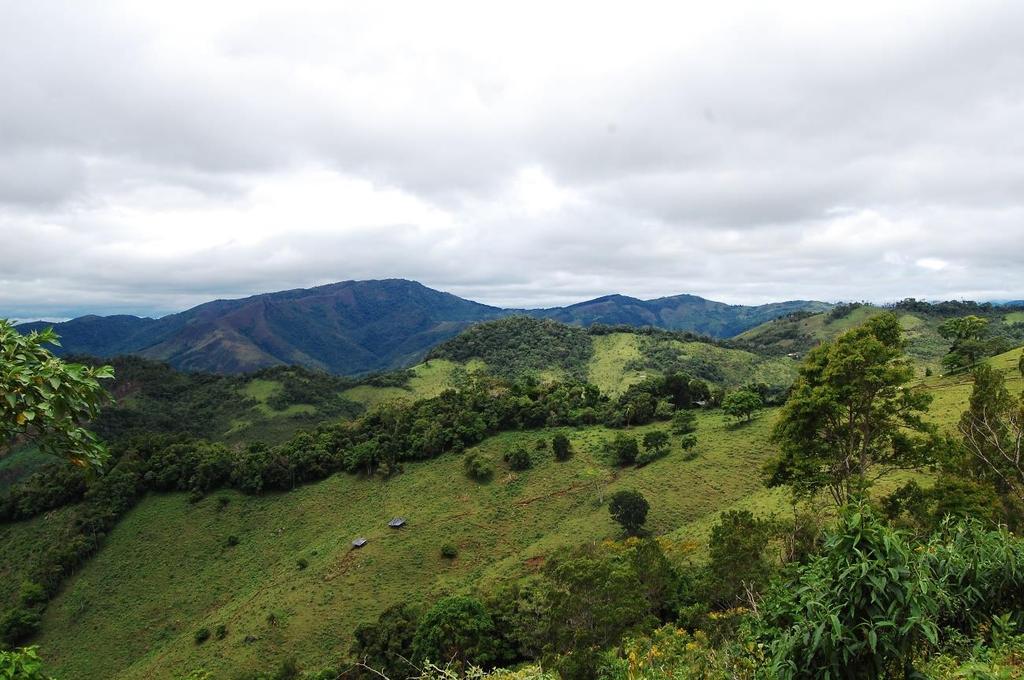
[342,359,481,409]
[920,346,1024,429]
[586,334,648,395]
[31,407,786,679]
[1004,311,1024,325]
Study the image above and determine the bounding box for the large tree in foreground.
[1,320,113,469]
[767,313,934,506]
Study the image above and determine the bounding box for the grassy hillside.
[738,303,1023,377]
[30,409,784,679]
[920,346,1024,428]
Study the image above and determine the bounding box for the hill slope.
[736,302,1024,375]
[16,281,828,375]
[19,413,781,679]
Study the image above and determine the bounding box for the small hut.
[388,517,406,528]
[352,537,368,548]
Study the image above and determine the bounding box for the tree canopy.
[722,389,763,422]
[767,313,934,505]
[608,490,649,536]
[1,320,114,469]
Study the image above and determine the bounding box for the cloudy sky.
[3,0,1024,320]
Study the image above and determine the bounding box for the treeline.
[890,297,1024,315]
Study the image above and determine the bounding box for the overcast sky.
[3,1,1024,320]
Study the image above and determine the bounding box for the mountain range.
[16,279,831,375]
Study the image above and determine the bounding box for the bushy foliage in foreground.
[759,503,1024,679]
[1,320,114,469]
[0,646,52,680]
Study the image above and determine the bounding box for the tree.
[1,321,114,469]
[670,409,697,435]
[350,603,420,679]
[707,510,773,606]
[606,433,639,467]
[939,315,990,371]
[411,596,497,671]
[551,433,571,461]
[608,490,649,536]
[637,431,670,466]
[958,364,1024,501]
[721,389,763,423]
[543,544,649,680]
[939,315,989,343]
[680,434,698,458]
[767,314,935,506]
[504,447,532,471]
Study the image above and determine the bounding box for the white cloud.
[2,0,1024,318]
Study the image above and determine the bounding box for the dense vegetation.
[427,318,593,380]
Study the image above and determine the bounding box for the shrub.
[215,623,228,640]
[670,409,697,435]
[194,627,211,644]
[759,503,938,678]
[296,557,309,570]
[441,544,458,559]
[679,434,698,460]
[552,434,572,461]
[18,581,46,608]
[505,447,532,471]
[216,496,231,511]
[606,434,639,467]
[464,452,494,482]
[226,534,240,547]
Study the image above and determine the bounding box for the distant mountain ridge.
[531,292,830,337]
[16,279,830,375]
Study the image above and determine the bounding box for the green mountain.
[532,293,832,337]
[18,280,507,375]
[15,280,830,375]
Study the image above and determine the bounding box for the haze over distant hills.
[15,279,831,375]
